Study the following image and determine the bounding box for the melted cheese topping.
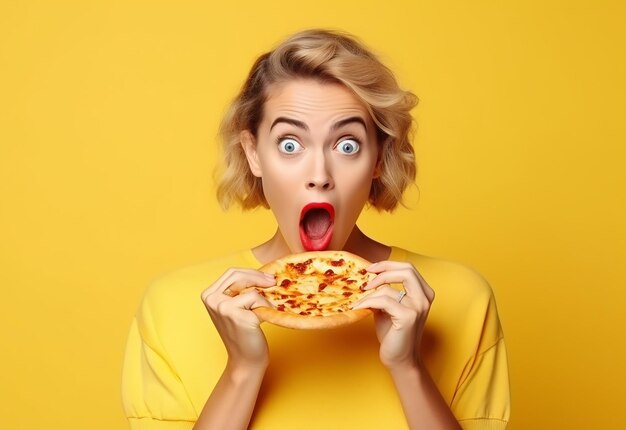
[258,257,375,316]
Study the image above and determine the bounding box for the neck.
[343,226,391,263]
[251,230,291,264]
[251,226,391,264]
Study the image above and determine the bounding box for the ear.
[240,130,262,178]
[372,160,382,179]
[372,149,383,179]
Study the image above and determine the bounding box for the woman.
[122,29,510,430]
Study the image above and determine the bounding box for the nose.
[306,150,334,191]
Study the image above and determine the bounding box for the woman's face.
[241,79,380,254]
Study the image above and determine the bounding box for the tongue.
[303,208,331,239]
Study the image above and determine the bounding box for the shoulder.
[391,246,494,303]
[394,247,505,350]
[141,249,258,313]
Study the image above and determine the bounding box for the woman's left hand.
[351,261,435,369]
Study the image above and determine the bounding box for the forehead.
[261,79,373,128]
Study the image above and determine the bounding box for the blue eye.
[336,139,360,154]
[278,138,303,154]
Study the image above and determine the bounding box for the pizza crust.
[245,250,377,330]
[252,306,372,330]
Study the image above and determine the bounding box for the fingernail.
[363,281,378,290]
[366,264,380,272]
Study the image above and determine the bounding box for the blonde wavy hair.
[216,29,418,211]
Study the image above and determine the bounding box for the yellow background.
[1,1,624,429]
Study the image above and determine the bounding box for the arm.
[353,261,461,430]
[193,360,266,430]
[388,363,461,430]
[193,269,275,430]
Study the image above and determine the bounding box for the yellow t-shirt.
[122,247,510,430]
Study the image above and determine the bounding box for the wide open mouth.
[299,203,335,251]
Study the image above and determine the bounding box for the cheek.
[340,157,377,188]
[261,173,287,201]
[338,166,375,210]
[258,155,288,193]
[260,167,298,217]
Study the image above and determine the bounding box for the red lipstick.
[299,202,335,251]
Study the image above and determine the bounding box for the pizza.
[244,250,378,329]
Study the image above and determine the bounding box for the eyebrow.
[270,117,309,131]
[331,116,368,132]
[269,116,368,132]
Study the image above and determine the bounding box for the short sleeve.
[454,337,510,429]
[452,292,511,429]
[121,293,197,430]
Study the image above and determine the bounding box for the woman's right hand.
[200,268,276,369]
[194,269,275,430]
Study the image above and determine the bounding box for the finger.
[361,284,432,318]
[224,274,276,296]
[353,294,430,330]
[351,295,414,321]
[216,291,275,326]
[213,268,275,293]
[202,269,275,299]
[369,262,434,300]
[230,290,275,310]
[367,260,415,274]
[364,269,417,292]
[365,268,434,302]
[352,285,399,307]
